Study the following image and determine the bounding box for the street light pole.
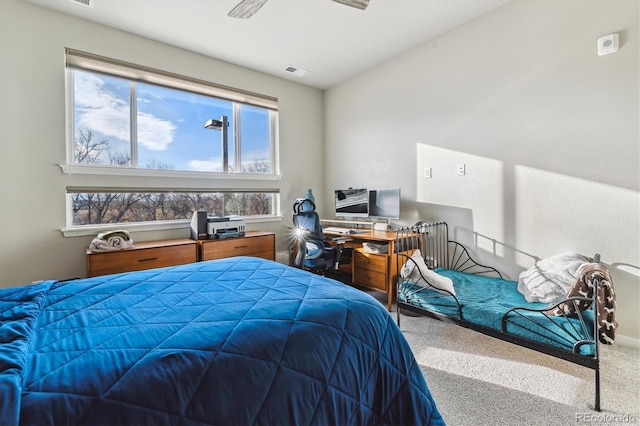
[204,115,229,172]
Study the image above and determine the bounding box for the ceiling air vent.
[283,65,309,77]
[70,0,93,7]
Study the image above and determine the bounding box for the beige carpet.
[397,310,640,425]
[359,287,638,424]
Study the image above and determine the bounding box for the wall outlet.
[424,167,432,179]
[457,164,466,176]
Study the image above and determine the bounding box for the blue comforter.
[1,256,443,425]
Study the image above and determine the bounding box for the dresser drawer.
[200,232,275,261]
[87,240,197,277]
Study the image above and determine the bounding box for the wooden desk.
[324,229,401,311]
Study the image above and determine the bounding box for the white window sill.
[59,164,282,181]
[61,215,283,237]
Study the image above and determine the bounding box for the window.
[63,49,280,232]
[69,191,276,225]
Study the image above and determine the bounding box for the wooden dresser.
[86,231,276,277]
[86,238,197,277]
[198,231,275,261]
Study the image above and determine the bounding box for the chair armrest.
[330,237,352,245]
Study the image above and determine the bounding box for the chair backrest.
[292,198,329,266]
[293,198,325,241]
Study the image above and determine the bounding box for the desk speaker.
[190,211,208,240]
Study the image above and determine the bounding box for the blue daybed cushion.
[2,257,444,426]
[398,268,595,356]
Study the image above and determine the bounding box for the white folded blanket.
[517,252,589,303]
[89,235,134,252]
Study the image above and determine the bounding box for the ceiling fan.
[228,0,369,19]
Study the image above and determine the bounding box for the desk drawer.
[201,234,275,261]
[87,243,196,277]
[353,250,387,271]
[353,250,388,291]
[353,267,387,291]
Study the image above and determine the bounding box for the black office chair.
[292,198,350,274]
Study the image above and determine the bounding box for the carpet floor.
[396,308,640,425]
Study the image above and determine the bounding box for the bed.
[1,256,444,426]
[395,222,616,412]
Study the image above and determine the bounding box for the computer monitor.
[368,188,401,221]
[334,188,369,218]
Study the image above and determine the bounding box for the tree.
[74,129,109,164]
[72,129,138,224]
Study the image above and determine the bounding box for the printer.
[207,216,246,239]
[190,211,246,240]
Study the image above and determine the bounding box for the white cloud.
[137,112,176,151]
[75,73,175,151]
[189,158,222,172]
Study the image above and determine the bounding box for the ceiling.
[25,0,511,90]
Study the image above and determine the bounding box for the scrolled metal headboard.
[395,221,501,277]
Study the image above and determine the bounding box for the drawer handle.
[138,257,158,262]
[234,245,249,250]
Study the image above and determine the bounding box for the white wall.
[1,0,638,343]
[324,0,640,342]
[0,0,324,285]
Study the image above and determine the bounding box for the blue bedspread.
[1,256,443,426]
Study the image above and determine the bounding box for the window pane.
[225,193,274,216]
[70,192,274,225]
[136,83,234,172]
[67,57,279,228]
[239,104,271,173]
[74,71,131,165]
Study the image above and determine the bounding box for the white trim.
[65,48,278,110]
[270,109,280,175]
[59,163,282,181]
[65,70,75,165]
[61,215,283,237]
[613,334,640,349]
[130,82,138,167]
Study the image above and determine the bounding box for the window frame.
[61,49,282,236]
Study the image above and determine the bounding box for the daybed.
[395,222,616,412]
[1,256,444,426]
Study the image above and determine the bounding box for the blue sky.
[74,70,270,172]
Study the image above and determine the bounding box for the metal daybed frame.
[395,222,602,411]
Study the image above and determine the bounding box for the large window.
[63,49,280,232]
